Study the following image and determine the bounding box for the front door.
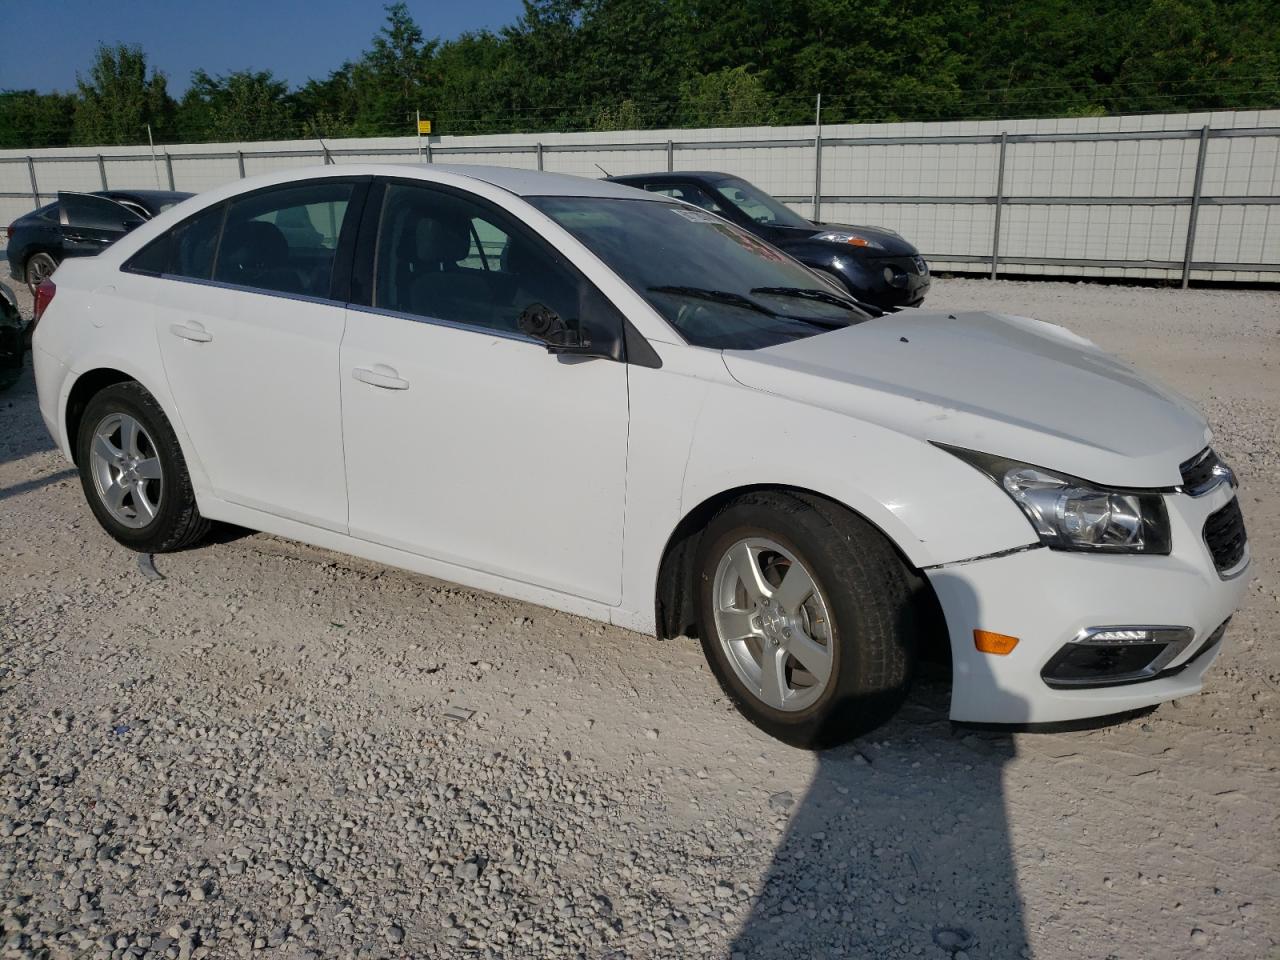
[340,181,629,603]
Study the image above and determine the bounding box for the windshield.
[711,177,812,229]
[529,196,868,349]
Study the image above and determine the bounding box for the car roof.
[369,163,659,200]
[101,189,192,203]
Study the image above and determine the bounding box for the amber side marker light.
[974,630,1020,655]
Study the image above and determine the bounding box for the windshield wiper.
[648,285,779,317]
[750,285,883,318]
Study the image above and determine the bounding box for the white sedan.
[30,165,1249,748]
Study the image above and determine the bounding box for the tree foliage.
[70,44,173,146]
[1,0,1276,149]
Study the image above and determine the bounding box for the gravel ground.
[1,277,1277,960]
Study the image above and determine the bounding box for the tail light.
[33,279,56,327]
[5,224,13,241]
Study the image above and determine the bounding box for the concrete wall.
[2,109,1277,283]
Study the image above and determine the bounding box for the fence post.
[424,142,432,163]
[164,153,175,190]
[27,157,40,205]
[237,151,245,178]
[1181,125,1210,290]
[97,154,108,190]
[812,94,823,221]
[666,139,673,173]
[536,142,543,171]
[990,131,1008,280]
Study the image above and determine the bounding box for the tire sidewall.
[75,384,189,551]
[695,495,915,749]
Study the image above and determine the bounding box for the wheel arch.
[654,483,948,662]
[65,368,140,464]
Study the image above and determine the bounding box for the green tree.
[0,90,77,149]
[351,2,438,134]
[678,67,774,127]
[71,43,173,145]
[177,70,295,142]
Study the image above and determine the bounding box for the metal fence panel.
[1,109,1277,282]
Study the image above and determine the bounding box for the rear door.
[148,178,367,531]
[58,192,146,257]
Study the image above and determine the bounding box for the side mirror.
[518,303,611,359]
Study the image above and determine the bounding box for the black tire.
[75,381,211,553]
[695,491,920,749]
[25,251,58,297]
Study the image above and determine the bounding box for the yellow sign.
[417,119,432,135]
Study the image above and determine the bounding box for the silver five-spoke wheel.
[88,412,164,528]
[712,537,834,712]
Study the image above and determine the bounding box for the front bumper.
[928,482,1248,723]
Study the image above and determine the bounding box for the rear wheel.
[696,491,919,749]
[25,251,58,296]
[75,382,210,552]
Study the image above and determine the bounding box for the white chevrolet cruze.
[31,165,1249,748]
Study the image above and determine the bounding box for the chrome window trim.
[126,272,553,349]
[154,273,345,308]
[346,302,544,348]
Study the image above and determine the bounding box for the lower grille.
[1203,497,1247,574]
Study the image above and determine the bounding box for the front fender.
[613,352,1037,635]
[678,380,1037,569]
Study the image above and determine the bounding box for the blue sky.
[0,0,527,95]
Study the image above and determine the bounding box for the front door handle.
[170,321,213,343]
[352,364,410,390]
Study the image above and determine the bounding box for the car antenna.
[594,163,612,178]
[310,123,334,165]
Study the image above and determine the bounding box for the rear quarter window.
[123,203,225,280]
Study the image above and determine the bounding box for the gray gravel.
[1,277,1278,959]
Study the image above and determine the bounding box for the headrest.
[415,210,472,266]
[220,220,289,276]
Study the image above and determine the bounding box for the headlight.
[941,446,1171,554]
[813,231,885,250]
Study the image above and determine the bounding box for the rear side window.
[124,203,224,279]
[644,183,727,215]
[214,182,354,298]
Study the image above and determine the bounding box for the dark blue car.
[6,189,190,294]
[608,172,929,309]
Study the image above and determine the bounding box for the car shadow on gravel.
[728,579,1031,959]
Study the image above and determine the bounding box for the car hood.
[772,221,919,256]
[721,310,1209,488]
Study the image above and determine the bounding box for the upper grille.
[1203,497,1247,574]
[1180,447,1231,496]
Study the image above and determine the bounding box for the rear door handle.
[169,321,213,343]
[352,364,410,390]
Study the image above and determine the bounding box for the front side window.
[712,177,812,229]
[529,196,868,349]
[373,182,595,341]
[214,181,354,298]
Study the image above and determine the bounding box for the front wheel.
[696,491,919,749]
[76,381,210,553]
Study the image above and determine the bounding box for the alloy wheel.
[711,536,835,712]
[88,412,164,528]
